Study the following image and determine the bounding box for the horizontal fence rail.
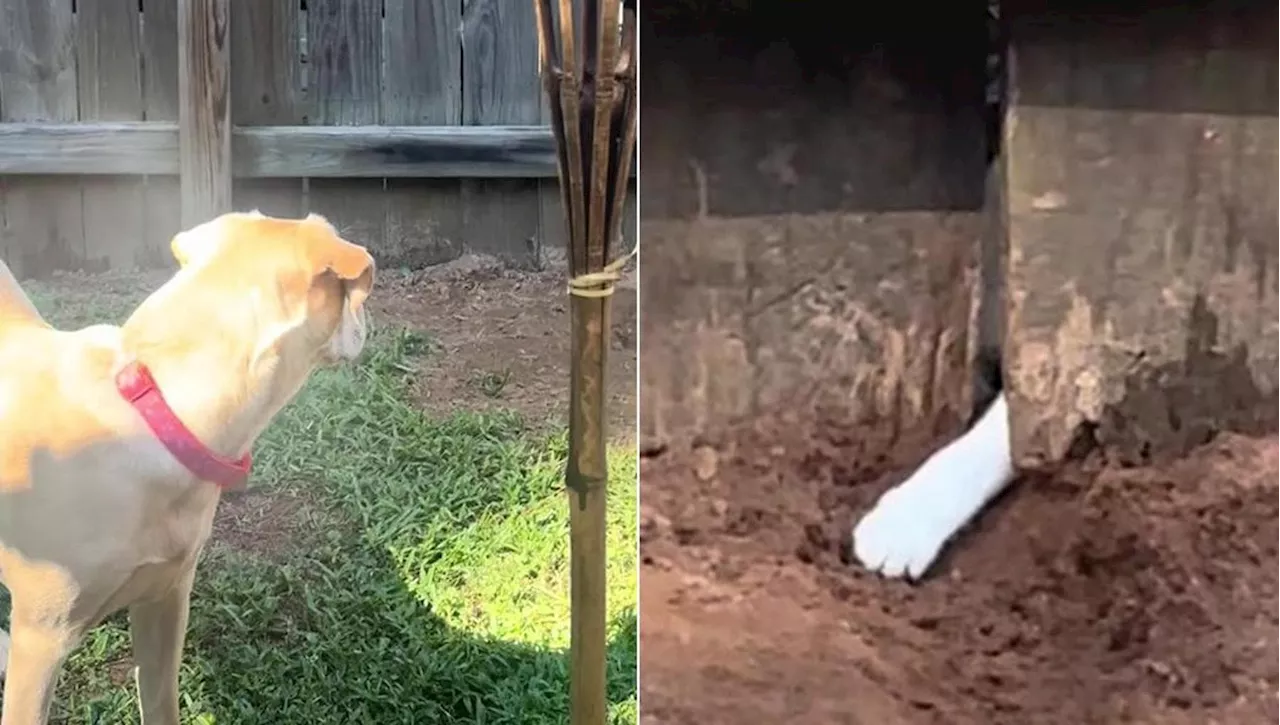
[0,123,625,178]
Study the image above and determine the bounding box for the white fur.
[328,302,368,361]
[0,629,7,679]
[853,392,1015,580]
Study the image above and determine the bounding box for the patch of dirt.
[211,490,324,559]
[371,253,637,440]
[640,414,1278,725]
[105,656,136,687]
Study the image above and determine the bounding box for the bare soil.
[370,254,637,440]
[215,254,636,554]
[639,412,1278,725]
[213,490,328,559]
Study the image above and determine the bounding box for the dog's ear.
[302,214,376,310]
[300,215,375,360]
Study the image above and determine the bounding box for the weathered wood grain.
[0,0,84,279]
[462,0,543,265]
[230,0,304,218]
[142,0,183,268]
[638,25,984,449]
[0,124,177,174]
[0,0,605,271]
[1004,5,1279,467]
[381,0,465,267]
[178,0,232,227]
[307,0,385,249]
[0,123,583,178]
[383,0,462,124]
[78,0,147,271]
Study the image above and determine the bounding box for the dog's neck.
[121,342,279,461]
[118,270,311,463]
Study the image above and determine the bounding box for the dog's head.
[167,211,376,370]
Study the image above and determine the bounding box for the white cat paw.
[852,393,1015,581]
[853,474,957,580]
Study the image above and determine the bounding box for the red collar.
[115,360,252,489]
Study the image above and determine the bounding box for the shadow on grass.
[50,530,637,724]
[3,283,638,725]
[82,538,637,724]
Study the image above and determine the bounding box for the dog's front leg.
[0,619,77,725]
[129,566,196,725]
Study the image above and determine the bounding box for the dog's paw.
[853,469,960,580]
[852,393,1015,581]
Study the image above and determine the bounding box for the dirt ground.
[215,253,636,541]
[639,412,1278,725]
[369,254,637,439]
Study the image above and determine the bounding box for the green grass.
[9,278,638,725]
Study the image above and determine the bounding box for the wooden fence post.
[1003,4,1278,467]
[178,0,231,228]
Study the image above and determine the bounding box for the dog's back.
[0,260,47,330]
[0,260,127,498]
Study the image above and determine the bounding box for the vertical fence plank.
[178,0,231,227]
[142,0,183,266]
[307,0,385,248]
[0,0,84,279]
[462,0,542,265]
[231,0,304,217]
[78,0,147,271]
[381,0,464,267]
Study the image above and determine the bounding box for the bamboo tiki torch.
[533,0,637,723]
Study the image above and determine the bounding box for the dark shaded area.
[640,1,992,217]
[1,536,639,724]
[1008,0,1278,115]
[1092,295,1280,466]
[364,135,556,175]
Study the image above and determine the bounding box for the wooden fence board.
[231,0,304,218]
[382,0,465,267]
[177,0,232,227]
[0,0,84,279]
[1003,5,1278,467]
[307,0,385,248]
[0,0,590,272]
[462,0,543,265]
[78,0,147,271]
[142,0,183,268]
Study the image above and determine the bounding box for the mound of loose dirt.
[639,413,1278,725]
[370,255,637,439]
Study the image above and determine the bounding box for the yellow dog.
[0,212,374,724]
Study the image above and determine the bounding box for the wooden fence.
[0,0,635,279]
